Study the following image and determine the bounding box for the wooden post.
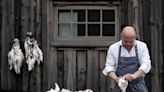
[150,0,163,92]
[1,0,8,90]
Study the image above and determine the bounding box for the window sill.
[50,39,118,47]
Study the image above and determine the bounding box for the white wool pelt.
[24,32,43,71]
[118,77,128,92]
[46,83,93,92]
[75,89,93,92]
[8,38,24,74]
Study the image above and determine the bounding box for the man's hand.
[124,69,145,81]
[115,76,123,83]
[124,74,137,81]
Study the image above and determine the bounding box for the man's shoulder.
[136,40,147,49]
[136,40,147,46]
[109,41,121,49]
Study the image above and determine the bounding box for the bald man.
[103,26,151,92]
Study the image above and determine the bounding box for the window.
[58,9,115,37]
[52,4,120,47]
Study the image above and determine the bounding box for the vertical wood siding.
[48,48,114,92]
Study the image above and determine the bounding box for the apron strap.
[135,45,139,63]
[118,45,121,58]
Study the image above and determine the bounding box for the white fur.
[26,54,35,71]
[32,40,43,65]
[24,35,43,71]
[46,88,57,92]
[24,37,33,58]
[61,89,72,92]
[118,77,128,92]
[46,83,93,92]
[8,38,24,74]
[75,89,93,92]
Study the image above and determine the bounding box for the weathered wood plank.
[137,0,143,40]
[64,50,68,89]
[133,0,140,39]
[14,4,22,92]
[127,0,133,25]
[150,0,163,92]
[41,0,49,91]
[35,0,42,42]
[29,70,35,92]
[64,49,76,91]
[47,47,57,89]
[21,0,30,91]
[7,0,16,91]
[57,50,64,89]
[29,0,35,34]
[35,64,41,92]
[87,49,99,91]
[22,60,29,92]
[76,50,86,90]
[1,0,9,90]
[35,0,42,91]
[142,0,152,91]
[142,0,151,48]
[21,0,29,39]
[99,50,107,92]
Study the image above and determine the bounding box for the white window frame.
[51,2,120,47]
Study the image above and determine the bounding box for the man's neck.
[123,45,133,53]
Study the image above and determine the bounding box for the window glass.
[102,24,115,36]
[58,8,116,37]
[102,10,115,22]
[88,10,100,22]
[77,24,85,36]
[58,24,72,37]
[73,10,85,22]
[58,10,71,23]
[88,24,100,36]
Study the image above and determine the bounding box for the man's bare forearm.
[108,71,119,83]
[133,69,145,78]
[124,69,145,81]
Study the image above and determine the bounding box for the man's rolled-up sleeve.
[103,47,116,76]
[139,44,151,74]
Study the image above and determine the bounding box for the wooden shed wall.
[0,0,43,92]
[0,0,164,92]
[47,48,114,92]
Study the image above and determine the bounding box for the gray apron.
[114,45,148,92]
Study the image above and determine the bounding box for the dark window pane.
[73,10,85,22]
[102,10,115,22]
[88,10,100,22]
[88,24,100,36]
[102,24,115,36]
[78,24,85,36]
